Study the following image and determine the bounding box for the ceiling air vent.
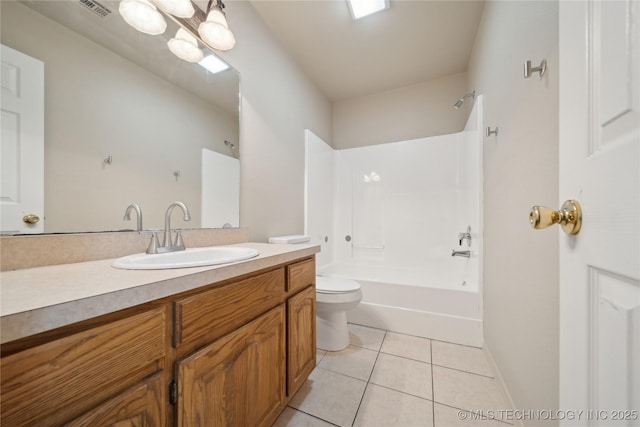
[78,0,112,18]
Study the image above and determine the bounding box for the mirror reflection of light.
[347,0,389,20]
[198,55,230,74]
[363,171,381,183]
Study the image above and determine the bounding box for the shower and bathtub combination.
[305,96,484,347]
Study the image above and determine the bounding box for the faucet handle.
[146,232,159,254]
[173,230,185,248]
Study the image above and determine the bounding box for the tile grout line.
[373,348,494,379]
[430,339,435,427]
[431,362,495,379]
[351,323,482,350]
[431,402,515,426]
[350,330,387,427]
[285,405,341,427]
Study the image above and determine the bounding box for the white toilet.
[315,275,362,351]
[268,235,362,352]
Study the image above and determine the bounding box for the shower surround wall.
[305,97,483,346]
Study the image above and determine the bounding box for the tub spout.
[451,250,471,258]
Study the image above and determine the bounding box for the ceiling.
[250,0,485,102]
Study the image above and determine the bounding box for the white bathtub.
[318,263,483,347]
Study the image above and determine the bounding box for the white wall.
[468,1,559,421]
[332,72,470,149]
[1,2,238,232]
[219,2,332,242]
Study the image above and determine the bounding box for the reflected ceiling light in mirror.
[347,0,389,20]
[199,54,229,74]
[199,0,236,51]
[152,0,194,18]
[119,0,167,35]
[168,28,204,62]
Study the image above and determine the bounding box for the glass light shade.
[168,28,204,62]
[198,8,236,51]
[152,0,194,18]
[119,0,167,35]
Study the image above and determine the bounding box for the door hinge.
[169,378,177,405]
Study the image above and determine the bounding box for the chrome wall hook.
[486,127,499,137]
[524,59,547,78]
[103,155,113,165]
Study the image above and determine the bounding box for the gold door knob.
[529,199,582,235]
[22,214,40,224]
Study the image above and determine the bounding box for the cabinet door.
[287,286,316,396]
[1,307,166,426]
[177,305,286,427]
[65,373,165,427]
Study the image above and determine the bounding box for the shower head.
[224,140,239,159]
[453,90,476,109]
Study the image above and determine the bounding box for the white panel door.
[559,1,640,426]
[0,44,44,234]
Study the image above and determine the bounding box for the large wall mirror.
[0,0,240,235]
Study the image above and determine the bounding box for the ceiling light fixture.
[347,0,389,20]
[198,0,236,51]
[168,28,204,62]
[153,0,195,19]
[119,0,236,69]
[119,0,167,35]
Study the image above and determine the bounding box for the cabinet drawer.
[0,307,166,426]
[287,258,315,293]
[175,268,285,353]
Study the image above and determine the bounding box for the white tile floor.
[273,324,514,427]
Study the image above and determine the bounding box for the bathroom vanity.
[0,242,318,426]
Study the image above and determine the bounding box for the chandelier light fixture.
[198,0,236,51]
[119,0,235,67]
[119,0,167,35]
[153,0,195,18]
[168,28,204,62]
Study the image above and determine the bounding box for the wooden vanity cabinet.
[287,285,316,397]
[0,306,168,426]
[285,258,317,396]
[0,256,317,427]
[176,305,286,427]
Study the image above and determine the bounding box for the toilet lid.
[316,276,360,293]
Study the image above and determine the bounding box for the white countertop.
[0,242,319,344]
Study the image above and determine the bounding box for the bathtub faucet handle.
[458,226,472,247]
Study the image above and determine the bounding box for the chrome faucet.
[458,225,472,247]
[147,201,192,254]
[123,203,143,232]
[452,250,471,258]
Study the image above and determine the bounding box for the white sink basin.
[112,246,260,270]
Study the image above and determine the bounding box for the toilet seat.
[316,276,360,293]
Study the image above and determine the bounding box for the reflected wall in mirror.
[0,0,240,234]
